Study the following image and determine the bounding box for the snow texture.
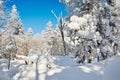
[0,55,120,80]
[103,56,120,80]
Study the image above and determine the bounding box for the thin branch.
[51,10,59,21]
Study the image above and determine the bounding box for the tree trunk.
[59,17,66,55]
[8,53,11,70]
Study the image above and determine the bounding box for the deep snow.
[103,56,120,80]
[0,55,119,80]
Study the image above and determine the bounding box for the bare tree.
[51,10,66,55]
[58,17,66,55]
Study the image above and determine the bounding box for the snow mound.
[103,56,120,80]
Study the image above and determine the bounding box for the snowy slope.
[0,55,120,80]
[46,64,103,80]
[103,56,120,80]
[0,59,25,80]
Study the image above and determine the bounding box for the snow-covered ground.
[103,56,120,80]
[0,55,119,80]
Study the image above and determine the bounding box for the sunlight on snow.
[47,67,64,76]
[92,65,103,75]
[92,65,101,71]
[40,73,46,80]
[79,66,92,73]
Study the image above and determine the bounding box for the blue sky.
[6,0,67,34]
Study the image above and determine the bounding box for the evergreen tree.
[40,21,55,54]
[2,5,24,58]
[27,27,33,37]
[6,5,24,35]
[60,0,120,63]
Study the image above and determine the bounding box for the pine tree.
[27,27,33,37]
[40,21,55,55]
[2,5,24,58]
[61,0,120,63]
[6,5,24,35]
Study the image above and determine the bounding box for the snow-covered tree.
[8,5,25,55]
[1,5,25,58]
[61,0,120,63]
[46,21,53,31]
[0,0,5,28]
[50,25,65,56]
[38,21,64,56]
[30,34,41,53]
[109,0,120,55]
[40,21,55,54]
[21,27,34,55]
[0,0,5,57]
[60,0,81,20]
[27,27,33,37]
[6,5,24,35]
[5,35,17,69]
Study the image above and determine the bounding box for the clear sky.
[6,0,67,34]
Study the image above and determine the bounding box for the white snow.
[56,55,77,66]
[68,15,88,30]
[103,56,120,80]
[10,5,18,19]
[46,63,103,80]
[0,55,120,80]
